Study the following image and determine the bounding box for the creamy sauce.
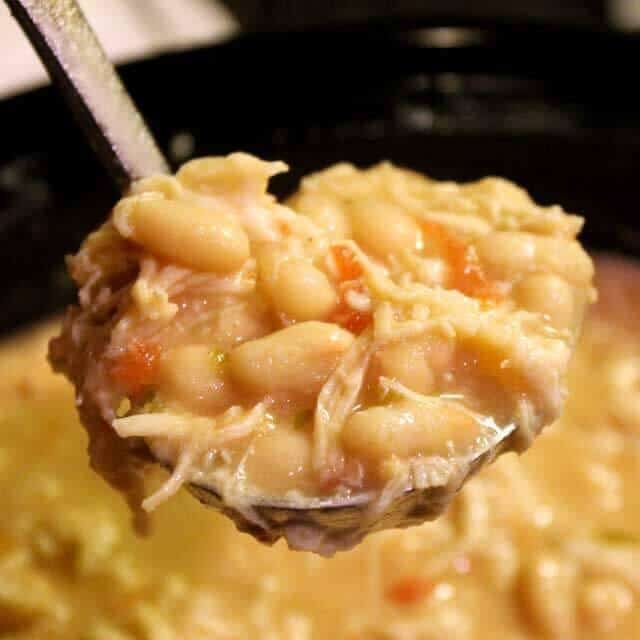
[1,254,638,639]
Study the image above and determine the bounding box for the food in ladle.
[49,153,594,552]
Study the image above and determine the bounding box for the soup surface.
[1,254,638,639]
[49,155,593,550]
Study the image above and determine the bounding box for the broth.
[0,254,638,639]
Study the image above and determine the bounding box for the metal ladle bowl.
[6,0,517,554]
[188,425,514,555]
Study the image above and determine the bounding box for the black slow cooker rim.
[1,21,639,335]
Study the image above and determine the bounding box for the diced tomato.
[328,246,372,332]
[329,281,372,334]
[331,246,363,281]
[331,306,372,334]
[109,340,161,395]
[422,221,502,301]
[386,576,435,606]
[454,247,503,300]
[421,220,455,257]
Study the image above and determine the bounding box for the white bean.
[341,399,481,467]
[113,194,250,273]
[258,245,336,319]
[158,345,233,413]
[176,154,286,197]
[475,230,535,279]
[346,198,422,258]
[375,341,435,394]
[177,157,241,194]
[475,231,593,285]
[513,273,575,329]
[270,259,337,321]
[229,321,354,395]
[245,426,315,494]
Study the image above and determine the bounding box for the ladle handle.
[5,0,169,192]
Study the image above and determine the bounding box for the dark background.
[1,1,639,334]
[220,0,609,31]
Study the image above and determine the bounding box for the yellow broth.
[0,254,638,639]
